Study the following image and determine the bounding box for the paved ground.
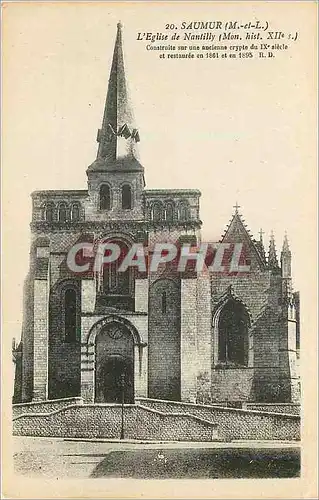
[13,437,300,479]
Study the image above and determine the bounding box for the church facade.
[13,24,300,407]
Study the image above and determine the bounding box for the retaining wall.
[12,397,84,418]
[245,403,300,415]
[13,404,218,442]
[13,398,300,441]
[136,398,300,441]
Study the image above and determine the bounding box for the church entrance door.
[95,322,134,403]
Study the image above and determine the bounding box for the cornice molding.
[30,219,202,232]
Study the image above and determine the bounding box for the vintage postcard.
[2,1,318,498]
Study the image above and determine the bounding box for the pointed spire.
[255,228,266,262]
[281,232,292,278]
[223,203,248,237]
[268,231,279,269]
[282,232,290,254]
[96,22,140,163]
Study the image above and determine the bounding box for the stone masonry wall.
[12,397,83,418]
[33,279,49,401]
[246,403,300,415]
[148,279,181,400]
[196,271,212,403]
[211,368,254,402]
[147,228,201,249]
[48,278,81,399]
[136,398,300,441]
[13,404,218,442]
[180,279,197,402]
[21,273,34,402]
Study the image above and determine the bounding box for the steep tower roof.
[268,231,280,269]
[280,232,292,279]
[87,23,143,173]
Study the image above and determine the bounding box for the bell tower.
[85,23,145,222]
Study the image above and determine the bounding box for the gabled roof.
[220,206,267,269]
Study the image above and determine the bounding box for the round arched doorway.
[94,322,134,403]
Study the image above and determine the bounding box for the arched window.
[100,185,111,210]
[45,203,55,222]
[151,203,162,222]
[165,202,174,222]
[102,241,130,295]
[40,204,46,221]
[121,185,132,209]
[161,291,167,313]
[178,202,189,221]
[58,203,68,222]
[218,300,249,366]
[64,288,78,343]
[71,203,80,221]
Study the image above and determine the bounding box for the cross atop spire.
[95,22,141,166]
[233,202,241,214]
[259,228,265,242]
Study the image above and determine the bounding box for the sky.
[2,2,317,348]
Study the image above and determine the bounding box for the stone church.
[13,23,300,407]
